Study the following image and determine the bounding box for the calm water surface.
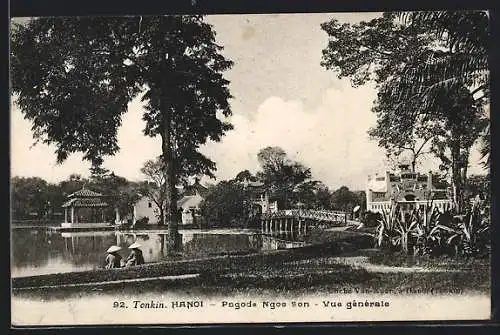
[11,227,305,278]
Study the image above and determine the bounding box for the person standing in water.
[105,245,123,269]
[125,242,145,267]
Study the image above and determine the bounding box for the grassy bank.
[368,249,491,270]
[13,249,490,300]
[12,229,489,299]
[12,241,356,289]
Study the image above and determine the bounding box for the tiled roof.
[177,194,204,210]
[62,198,108,208]
[68,188,103,198]
[183,182,209,197]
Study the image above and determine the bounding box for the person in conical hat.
[125,241,145,267]
[105,245,123,269]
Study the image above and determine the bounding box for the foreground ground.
[13,245,490,300]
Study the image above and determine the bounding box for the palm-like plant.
[375,205,421,254]
[375,197,490,257]
[375,205,399,250]
[411,200,442,256]
[442,199,490,257]
[396,10,490,163]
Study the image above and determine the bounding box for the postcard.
[10,11,491,326]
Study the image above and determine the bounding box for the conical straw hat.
[129,242,141,249]
[106,245,121,253]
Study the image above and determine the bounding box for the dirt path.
[330,255,461,273]
[14,274,200,291]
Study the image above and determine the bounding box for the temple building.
[241,179,278,214]
[366,163,453,214]
[61,186,109,228]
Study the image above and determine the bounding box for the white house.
[118,180,209,226]
[176,179,208,225]
[132,196,161,225]
[177,193,204,225]
[366,163,453,214]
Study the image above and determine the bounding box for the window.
[148,202,152,208]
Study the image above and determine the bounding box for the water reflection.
[12,228,306,278]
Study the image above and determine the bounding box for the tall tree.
[427,85,487,211]
[11,177,49,219]
[58,174,88,196]
[320,11,490,212]
[256,146,312,209]
[139,158,168,225]
[199,180,249,228]
[331,186,359,212]
[11,16,233,253]
[397,11,490,165]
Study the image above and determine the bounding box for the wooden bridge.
[260,209,359,236]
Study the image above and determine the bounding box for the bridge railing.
[261,209,350,223]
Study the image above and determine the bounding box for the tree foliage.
[139,158,168,225]
[11,177,51,219]
[256,146,312,209]
[331,186,360,212]
[321,11,490,213]
[11,16,234,251]
[11,172,140,222]
[199,180,249,227]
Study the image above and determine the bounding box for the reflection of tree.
[62,234,117,266]
[11,229,51,267]
[115,233,164,262]
[11,230,117,270]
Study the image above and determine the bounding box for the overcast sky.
[10,13,487,190]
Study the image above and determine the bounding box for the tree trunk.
[411,149,416,173]
[159,207,165,226]
[161,105,180,253]
[158,23,180,254]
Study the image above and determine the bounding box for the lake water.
[11,227,306,278]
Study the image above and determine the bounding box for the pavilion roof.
[68,187,103,198]
[62,198,108,208]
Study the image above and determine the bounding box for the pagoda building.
[61,186,109,228]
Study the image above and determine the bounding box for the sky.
[10,13,487,190]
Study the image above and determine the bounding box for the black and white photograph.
[10,10,491,325]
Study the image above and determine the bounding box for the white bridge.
[260,209,359,235]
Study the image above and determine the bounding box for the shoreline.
[12,242,348,289]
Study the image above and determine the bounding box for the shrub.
[361,211,381,227]
[374,199,490,258]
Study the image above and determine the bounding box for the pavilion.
[61,186,110,228]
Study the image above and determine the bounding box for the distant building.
[177,179,208,225]
[61,186,109,228]
[366,163,453,214]
[122,179,209,226]
[129,196,160,225]
[240,179,278,214]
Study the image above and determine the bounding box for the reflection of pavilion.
[61,231,112,254]
[61,187,110,228]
